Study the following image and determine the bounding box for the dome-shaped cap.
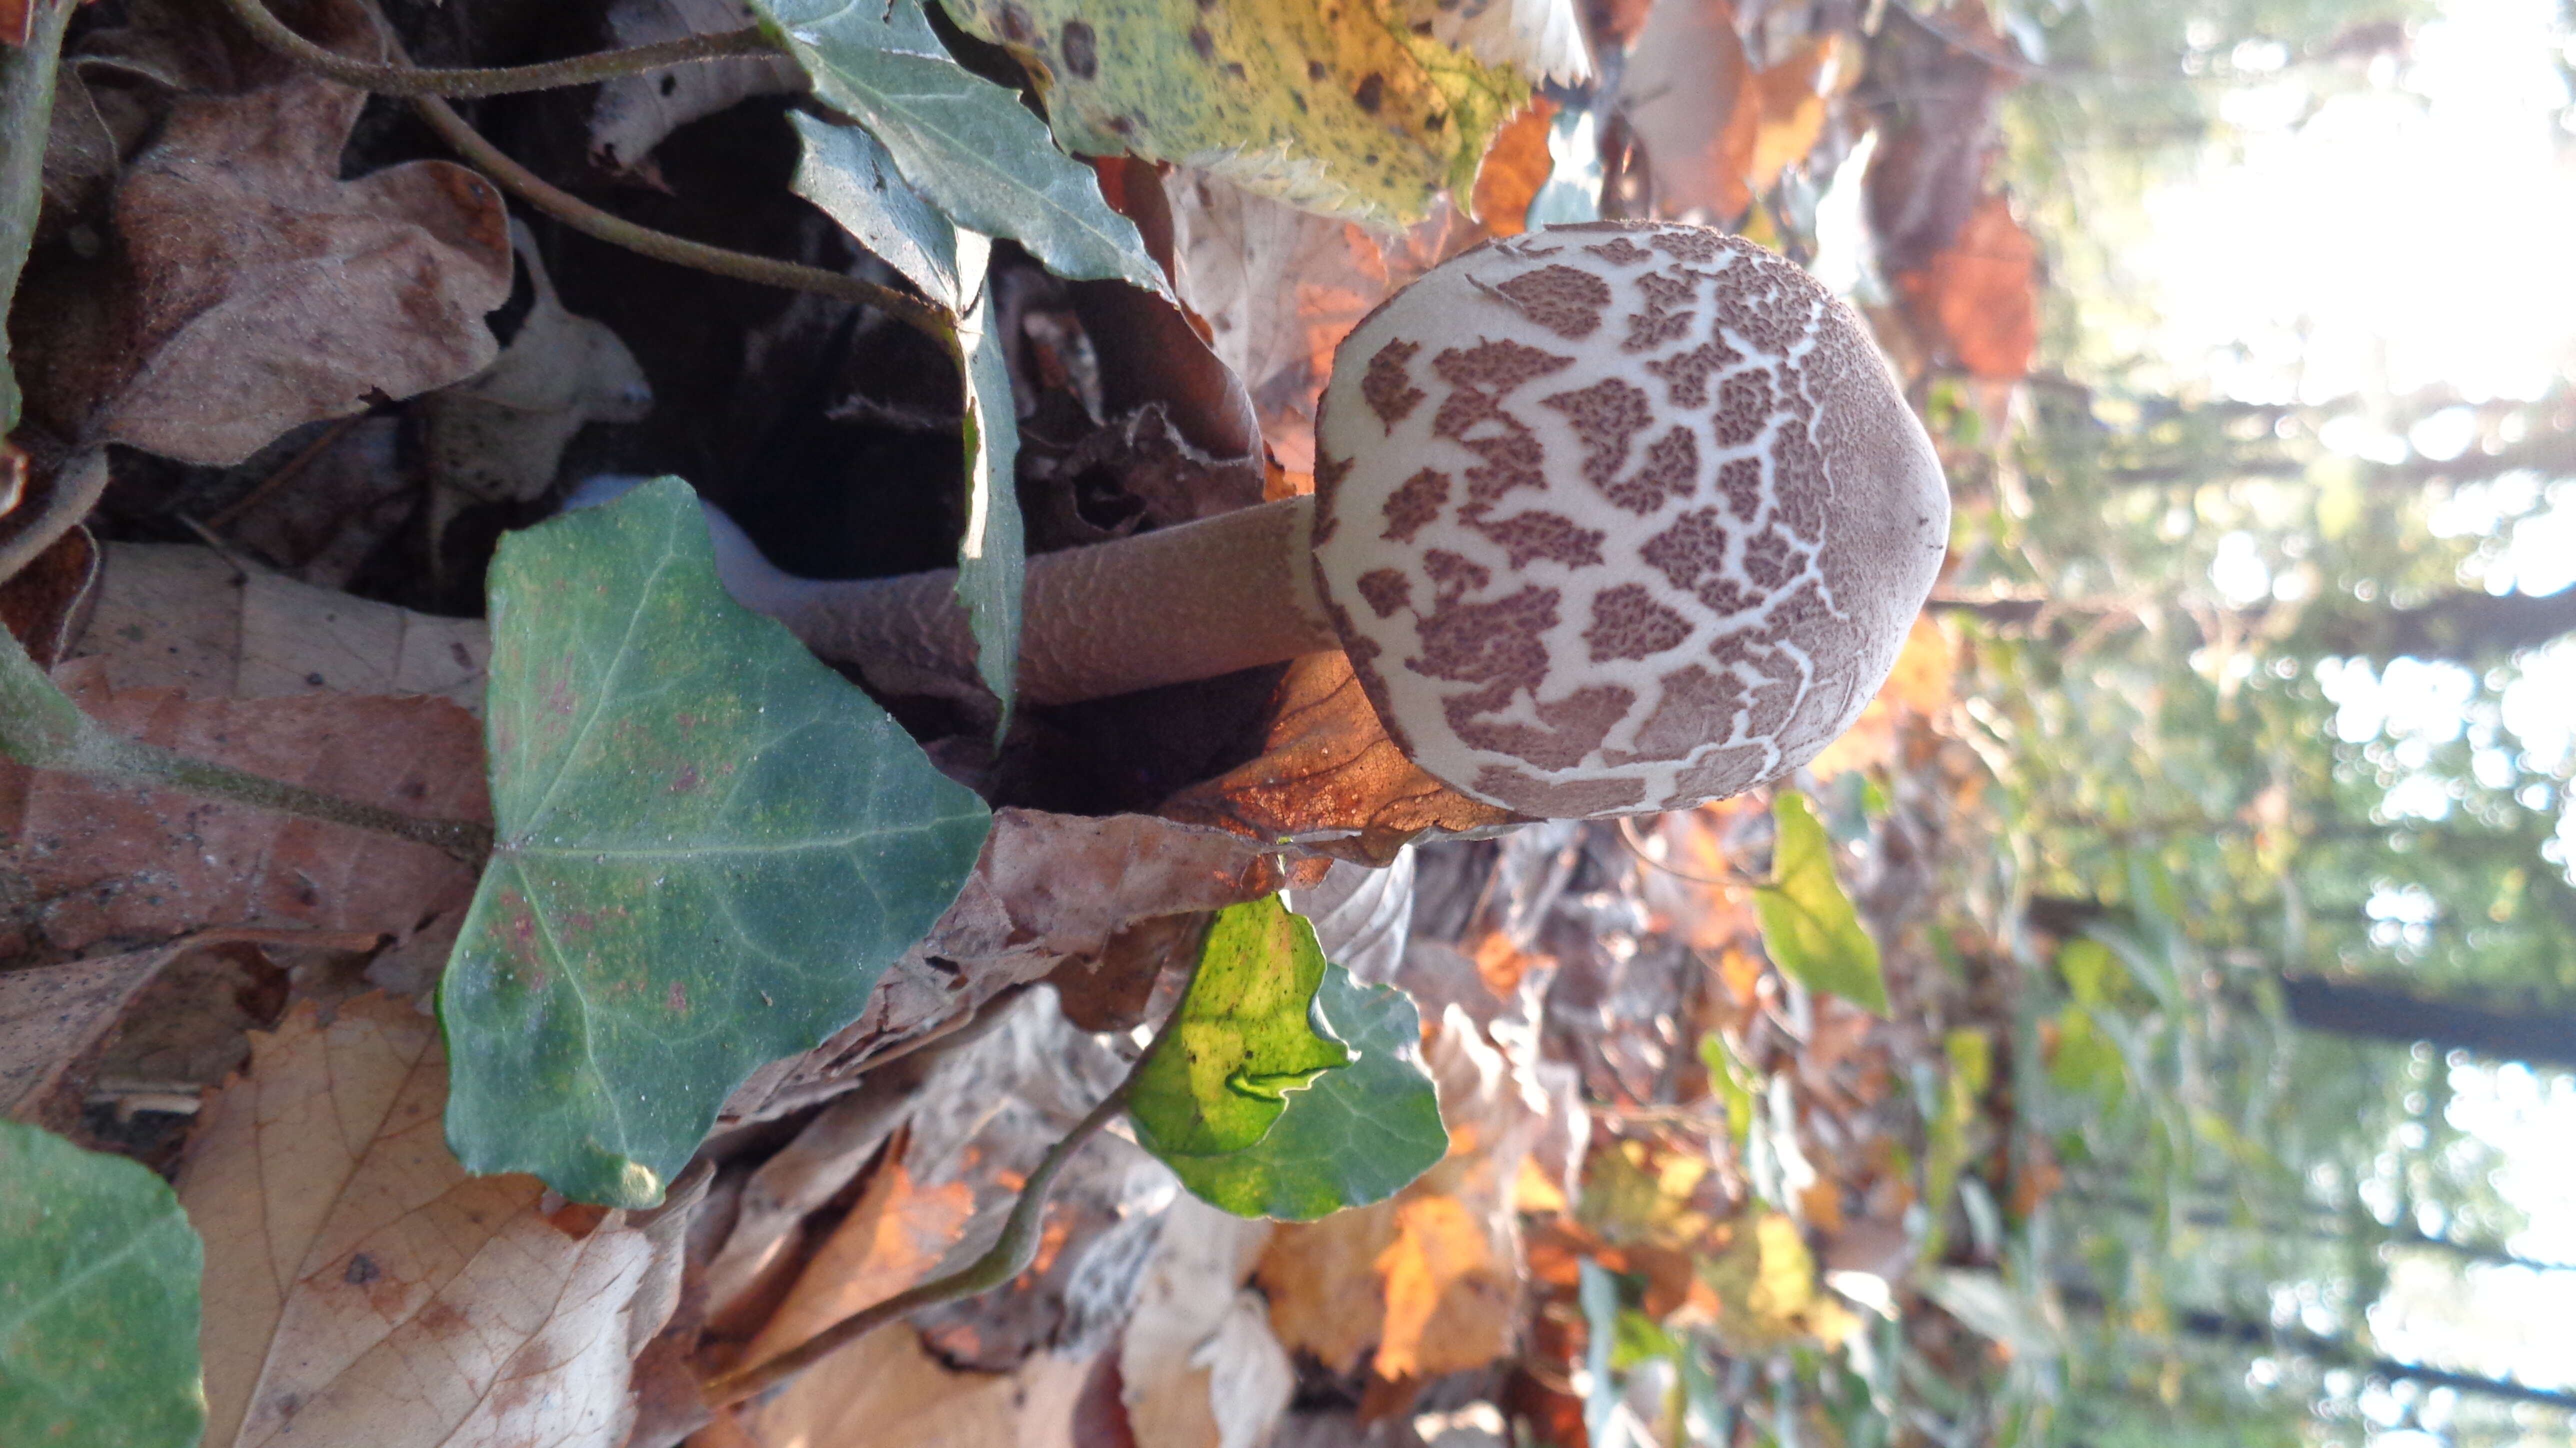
[1308,220,1949,818]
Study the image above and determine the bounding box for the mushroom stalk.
[698,492,1336,704]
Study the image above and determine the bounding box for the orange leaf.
[1372,1196,1494,1379]
[1895,194,2038,382]
[1747,36,1838,192]
[1470,98,1558,237]
[740,1158,976,1372]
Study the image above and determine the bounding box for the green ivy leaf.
[1130,894,1352,1158]
[0,0,74,434]
[440,478,992,1208]
[752,0,1167,298]
[956,272,1025,732]
[0,1120,206,1448]
[1154,960,1447,1220]
[788,112,966,312]
[933,0,1524,224]
[1752,790,1889,1016]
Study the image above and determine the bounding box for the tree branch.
[214,0,778,97]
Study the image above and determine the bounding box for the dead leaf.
[736,1314,1094,1448]
[1617,0,1758,221]
[588,0,805,174]
[738,1153,978,1372]
[1894,194,2038,382]
[12,0,510,465]
[70,543,490,712]
[1468,98,1557,237]
[0,658,487,958]
[176,993,684,1448]
[1746,36,1838,193]
[1860,0,2020,277]
[0,522,97,668]
[1162,170,1470,476]
[1698,1210,1860,1354]
[216,420,420,591]
[1157,651,1521,866]
[1120,1196,1289,1448]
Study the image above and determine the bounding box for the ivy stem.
[402,91,955,352]
[0,628,494,863]
[698,990,1184,1410]
[212,0,779,98]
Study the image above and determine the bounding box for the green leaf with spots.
[1154,960,1446,1220]
[934,0,1525,224]
[1130,894,1352,1158]
[1752,790,1888,1016]
[956,266,1025,732]
[752,0,1166,297]
[440,477,992,1208]
[0,1120,206,1448]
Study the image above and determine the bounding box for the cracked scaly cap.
[1308,220,1950,818]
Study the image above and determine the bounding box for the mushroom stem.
[700,492,1337,705]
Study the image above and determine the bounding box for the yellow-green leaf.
[1752,790,1888,1016]
[933,0,1526,224]
[1130,895,1352,1158]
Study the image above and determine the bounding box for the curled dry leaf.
[0,658,488,958]
[720,807,1324,1124]
[1161,170,1474,476]
[12,0,511,465]
[1157,650,1520,867]
[176,994,692,1448]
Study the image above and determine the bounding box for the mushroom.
[700,220,1950,818]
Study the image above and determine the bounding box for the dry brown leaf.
[700,1080,912,1326]
[1468,98,1557,238]
[738,1154,977,1372]
[1157,651,1520,866]
[1259,1008,1552,1383]
[12,0,510,464]
[70,543,490,712]
[1617,0,1758,221]
[0,522,97,668]
[176,994,684,1448]
[0,659,486,958]
[1746,36,1838,193]
[1162,170,1470,476]
[1860,0,2020,277]
[1894,194,2038,382]
[1120,1197,1290,1448]
[736,1316,1092,1448]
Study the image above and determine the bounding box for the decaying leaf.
[1617,0,1757,220]
[936,0,1526,226]
[1120,1196,1292,1448]
[736,1308,1094,1448]
[1162,170,1472,475]
[0,659,488,958]
[13,0,512,465]
[1467,98,1557,238]
[70,542,490,713]
[176,994,690,1448]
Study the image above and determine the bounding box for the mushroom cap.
[1308,220,1949,818]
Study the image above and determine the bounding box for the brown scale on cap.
[1309,220,1950,818]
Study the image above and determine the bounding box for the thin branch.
[700,996,1184,1409]
[214,0,778,97]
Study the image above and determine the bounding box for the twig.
[700,992,1184,1408]
[0,624,493,862]
[212,0,778,97]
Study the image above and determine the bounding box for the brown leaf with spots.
[10,0,510,464]
[176,994,690,1448]
[0,658,488,960]
[1158,651,1520,866]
